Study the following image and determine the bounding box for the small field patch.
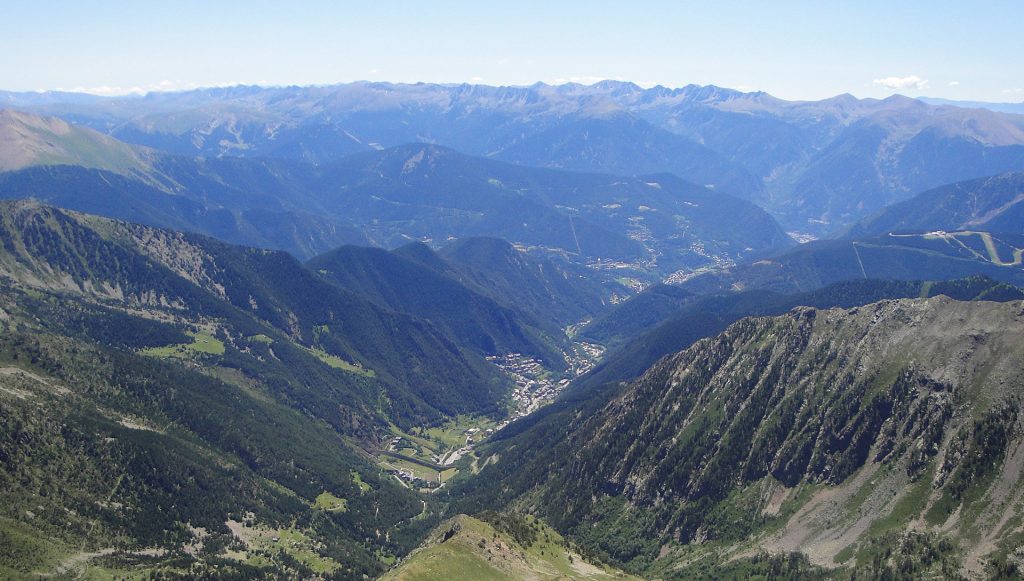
[314,491,347,512]
[141,331,224,358]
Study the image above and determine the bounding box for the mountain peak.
[0,109,152,174]
[591,79,644,94]
[391,241,450,271]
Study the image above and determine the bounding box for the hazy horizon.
[3,1,1021,102]
[4,78,1022,108]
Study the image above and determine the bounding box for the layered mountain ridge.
[0,200,508,422]
[2,79,1024,579]
[848,172,1024,238]
[6,81,1024,232]
[0,111,793,277]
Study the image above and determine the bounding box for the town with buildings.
[380,340,605,489]
[488,340,605,420]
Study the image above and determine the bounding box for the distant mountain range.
[0,111,793,276]
[642,169,1021,301]
[920,97,1024,115]
[5,81,1024,233]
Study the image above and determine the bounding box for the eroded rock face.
[440,523,460,543]
[512,297,1024,568]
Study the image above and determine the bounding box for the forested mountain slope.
[436,236,611,329]
[577,277,1024,394]
[307,244,567,367]
[848,172,1024,238]
[0,210,488,577]
[454,296,1024,578]
[677,231,1024,295]
[0,200,508,423]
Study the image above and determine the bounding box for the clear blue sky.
[2,0,1021,102]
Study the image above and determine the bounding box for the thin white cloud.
[60,85,136,96]
[872,75,929,90]
[948,81,960,86]
[470,76,483,82]
[57,80,251,96]
[1002,87,1024,94]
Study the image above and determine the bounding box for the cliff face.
[487,297,1024,575]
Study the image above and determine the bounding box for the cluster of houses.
[378,343,607,489]
[389,468,439,489]
[461,426,495,446]
[487,352,561,417]
[488,343,603,419]
[568,341,604,377]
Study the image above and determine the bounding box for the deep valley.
[1,66,1024,580]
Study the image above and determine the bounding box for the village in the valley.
[490,341,604,418]
[380,340,604,490]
